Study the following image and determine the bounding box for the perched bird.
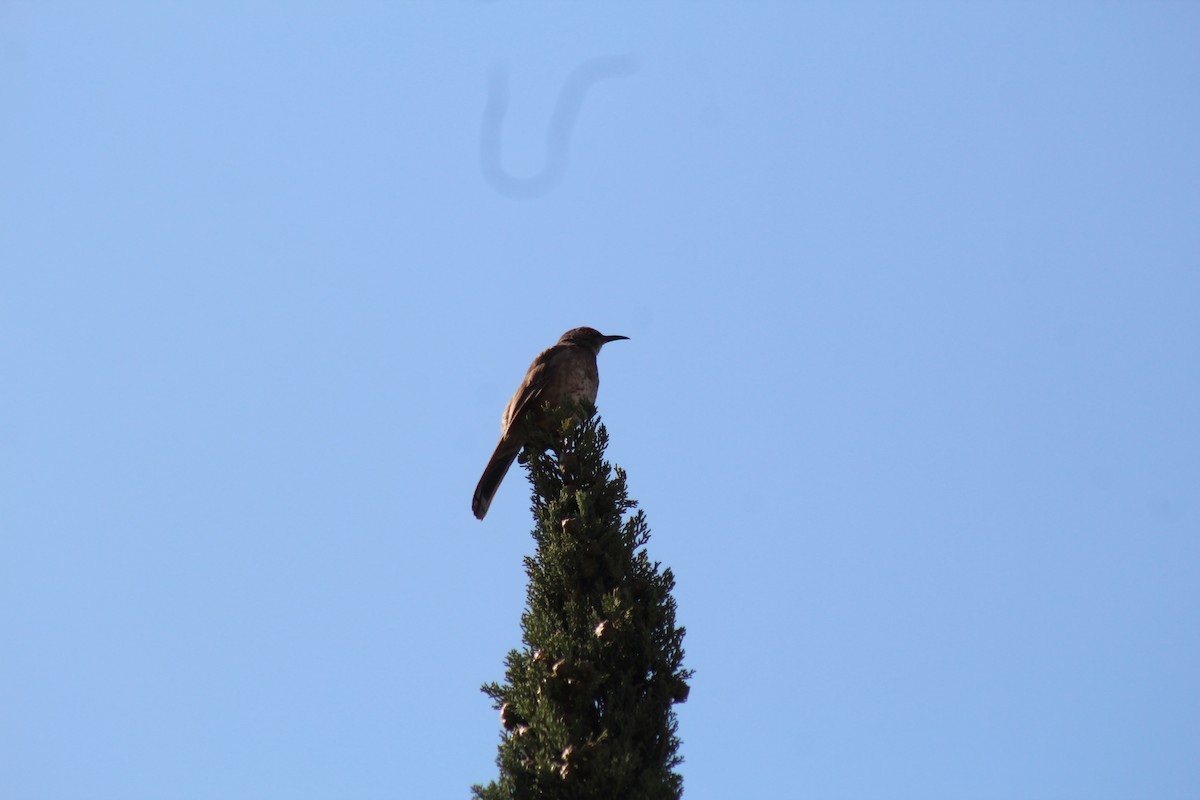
[472,327,628,520]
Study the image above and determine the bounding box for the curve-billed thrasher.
[472,327,628,520]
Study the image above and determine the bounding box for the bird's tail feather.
[472,441,521,520]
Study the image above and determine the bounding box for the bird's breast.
[547,358,600,405]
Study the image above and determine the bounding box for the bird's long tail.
[472,439,521,520]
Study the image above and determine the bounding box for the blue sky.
[2,3,1198,798]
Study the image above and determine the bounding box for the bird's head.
[559,327,629,354]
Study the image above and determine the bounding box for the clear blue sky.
[2,3,1198,798]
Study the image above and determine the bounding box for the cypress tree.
[472,402,691,799]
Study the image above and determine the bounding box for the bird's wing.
[500,344,563,433]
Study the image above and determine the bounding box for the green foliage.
[472,402,691,800]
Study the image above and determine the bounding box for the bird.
[472,327,628,520]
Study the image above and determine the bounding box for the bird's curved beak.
[602,334,629,344]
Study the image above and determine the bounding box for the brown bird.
[472,327,628,520]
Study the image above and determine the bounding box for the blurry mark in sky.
[480,56,637,199]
